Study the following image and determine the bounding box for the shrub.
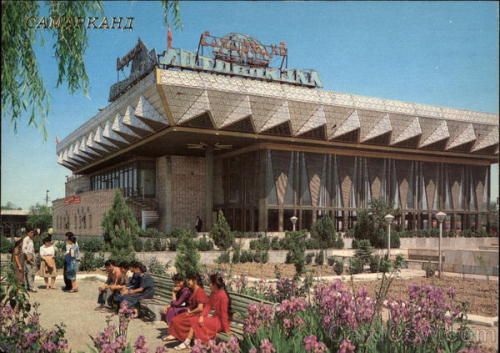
[210,210,234,250]
[379,257,392,273]
[369,255,380,273]
[152,238,166,251]
[250,235,271,250]
[168,228,185,238]
[79,238,104,252]
[334,259,344,275]
[168,238,178,251]
[240,250,254,263]
[305,238,321,249]
[253,249,269,264]
[147,256,169,275]
[133,238,144,252]
[354,239,373,265]
[175,229,201,278]
[143,238,153,252]
[270,236,282,250]
[216,251,231,264]
[311,214,340,248]
[0,235,13,253]
[327,256,335,266]
[284,231,307,278]
[348,257,364,274]
[334,237,345,249]
[79,252,105,271]
[423,261,436,278]
[305,253,315,265]
[196,235,214,251]
[232,243,241,264]
[315,250,325,266]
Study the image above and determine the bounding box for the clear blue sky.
[1,1,498,209]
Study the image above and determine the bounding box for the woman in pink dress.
[173,273,231,350]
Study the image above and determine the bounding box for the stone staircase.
[126,196,159,229]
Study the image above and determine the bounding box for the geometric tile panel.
[112,113,140,139]
[122,105,154,133]
[331,110,360,139]
[419,120,449,148]
[391,117,422,145]
[296,105,326,135]
[86,131,109,154]
[135,95,168,125]
[178,90,211,125]
[93,125,118,151]
[219,95,252,128]
[471,128,499,152]
[288,101,320,135]
[103,119,129,145]
[360,113,392,142]
[259,101,291,133]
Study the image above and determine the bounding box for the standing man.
[21,228,37,292]
[195,216,203,233]
[62,232,74,291]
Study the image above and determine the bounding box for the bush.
[369,255,381,273]
[147,256,169,276]
[249,235,271,250]
[310,214,341,248]
[240,250,254,263]
[315,250,325,266]
[133,238,144,252]
[284,231,307,277]
[196,235,214,251]
[423,261,436,278]
[210,210,234,250]
[354,239,373,265]
[168,228,185,238]
[305,238,321,249]
[175,229,201,278]
[270,237,282,250]
[139,229,168,238]
[349,257,364,275]
[253,249,269,264]
[152,238,166,251]
[168,238,178,251]
[334,259,344,275]
[79,252,105,271]
[327,256,335,266]
[232,243,241,264]
[334,237,345,249]
[305,253,315,265]
[216,251,231,264]
[0,235,13,253]
[143,238,153,252]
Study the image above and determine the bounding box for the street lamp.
[384,214,395,258]
[290,216,298,231]
[436,211,447,278]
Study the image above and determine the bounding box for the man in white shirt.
[22,229,37,292]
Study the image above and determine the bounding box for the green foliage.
[270,236,282,250]
[314,250,325,265]
[139,229,168,238]
[175,229,201,278]
[1,201,22,210]
[79,238,104,252]
[196,235,214,251]
[152,238,166,251]
[305,253,314,265]
[349,257,364,274]
[146,257,169,276]
[354,239,373,265]
[143,238,153,252]
[215,251,231,264]
[102,191,139,257]
[423,261,436,278]
[305,237,320,249]
[231,243,241,264]
[327,256,335,266]
[26,204,52,233]
[311,214,342,248]
[0,235,13,253]
[240,250,254,263]
[133,238,144,252]
[334,259,344,275]
[0,263,31,315]
[210,210,234,250]
[253,248,269,264]
[370,255,381,273]
[168,238,178,251]
[79,252,105,271]
[284,231,307,278]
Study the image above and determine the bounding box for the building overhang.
[56,68,499,174]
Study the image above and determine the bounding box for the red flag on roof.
[167,23,173,49]
[55,136,59,144]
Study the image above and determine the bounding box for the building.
[53,33,499,237]
[0,210,30,238]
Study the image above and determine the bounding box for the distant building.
[53,34,498,237]
[0,210,30,238]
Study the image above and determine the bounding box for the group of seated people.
[97,262,231,350]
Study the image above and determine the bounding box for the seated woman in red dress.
[163,273,208,343]
[174,273,232,350]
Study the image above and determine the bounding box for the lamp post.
[384,214,395,259]
[290,216,298,232]
[436,211,447,278]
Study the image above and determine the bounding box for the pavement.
[29,278,187,352]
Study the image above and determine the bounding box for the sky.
[1,1,498,209]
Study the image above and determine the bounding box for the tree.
[2,1,181,137]
[1,202,22,210]
[284,231,307,278]
[26,204,52,233]
[175,229,201,278]
[210,210,234,250]
[101,191,139,258]
[310,214,343,249]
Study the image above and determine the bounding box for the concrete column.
[278,208,284,232]
[258,150,267,232]
[165,157,173,232]
[205,147,214,231]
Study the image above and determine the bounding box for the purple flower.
[304,335,327,353]
[260,339,275,353]
[338,338,356,353]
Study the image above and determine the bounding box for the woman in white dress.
[39,237,57,289]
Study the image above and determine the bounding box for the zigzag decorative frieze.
[112,113,140,139]
[296,105,326,135]
[86,131,109,154]
[391,117,422,145]
[220,95,252,128]
[94,126,118,151]
[79,138,101,158]
[123,106,154,133]
[259,101,291,133]
[331,110,360,139]
[178,90,211,125]
[419,120,450,148]
[103,119,129,145]
[135,96,168,125]
[361,113,392,142]
[471,128,499,152]
[446,123,476,150]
